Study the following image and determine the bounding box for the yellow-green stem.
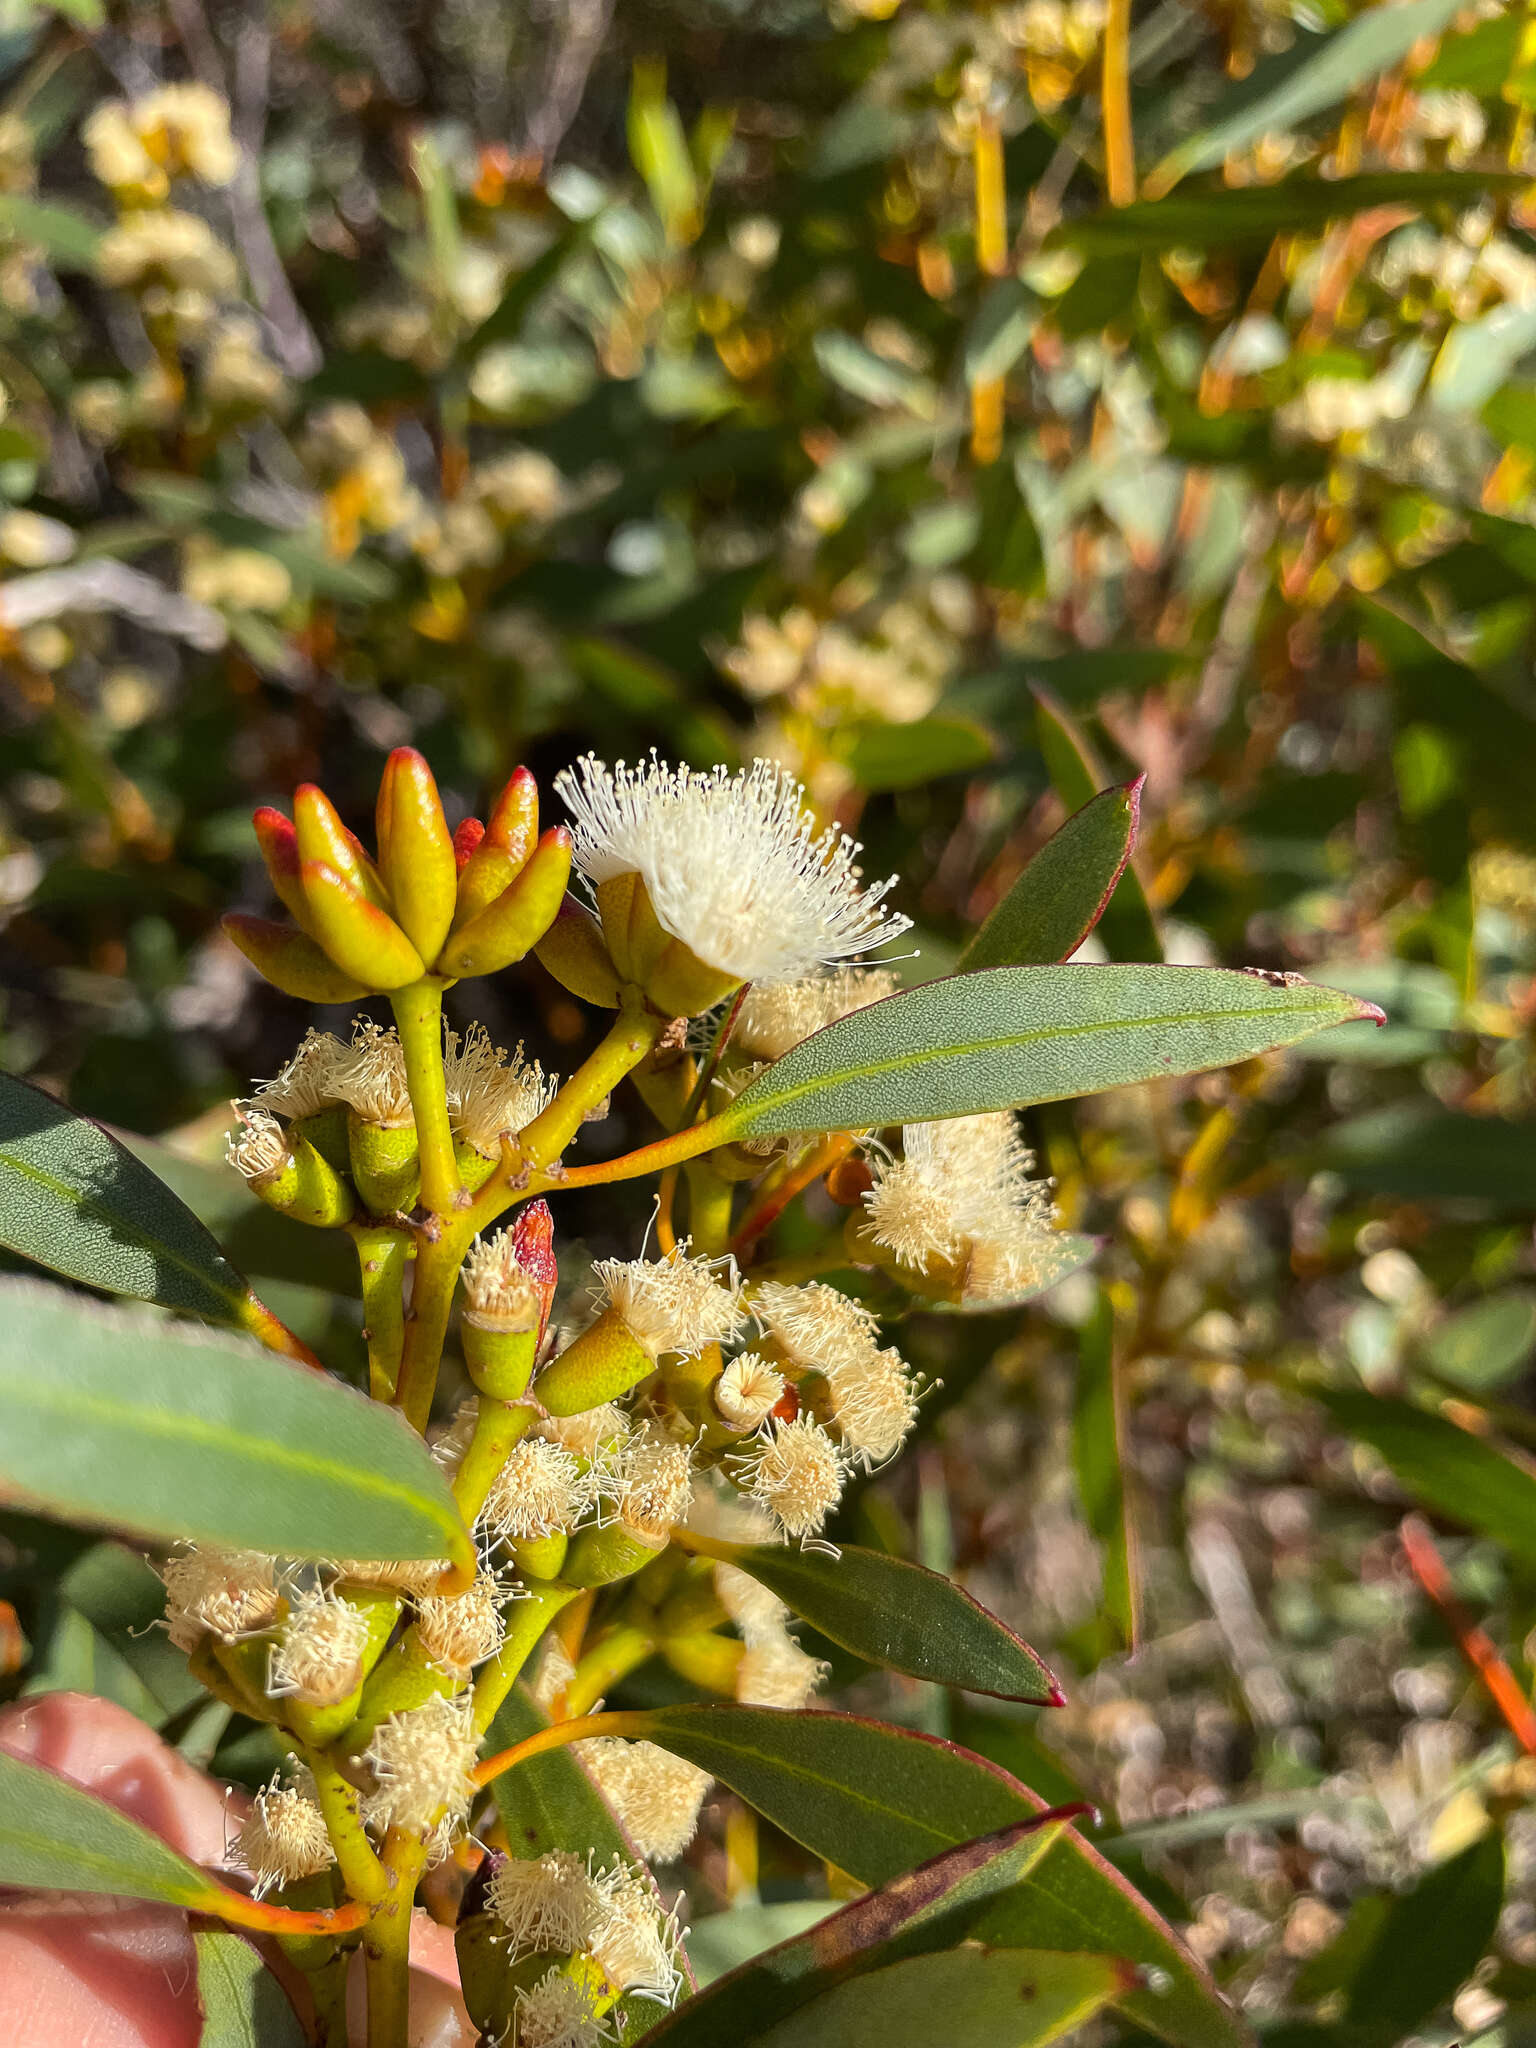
[362,1872,414,2048]
[683,1161,734,1256]
[515,995,671,1172]
[353,1223,409,1401]
[472,1578,582,1733]
[452,1397,536,1527]
[393,1223,473,1433]
[564,1624,656,1717]
[390,976,460,1218]
[304,1747,391,1904]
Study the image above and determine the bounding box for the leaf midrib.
[729,998,1340,1126]
[0,1368,454,1551]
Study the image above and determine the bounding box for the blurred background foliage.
[5,0,1536,2037]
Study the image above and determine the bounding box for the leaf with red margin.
[621,1705,1250,2048]
[959,778,1145,971]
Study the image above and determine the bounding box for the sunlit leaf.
[691,1538,1060,1702]
[0,1746,218,1907]
[721,965,1380,1143]
[0,1279,471,1568]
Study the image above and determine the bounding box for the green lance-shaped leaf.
[1336,1831,1505,2048]
[0,1745,222,1908]
[685,1537,1061,1703]
[1072,1287,1136,1652]
[958,780,1143,973]
[0,1072,270,1328]
[1322,1388,1536,1569]
[1033,688,1160,964]
[0,1279,473,1571]
[618,1705,1246,2048]
[735,1946,1136,2048]
[719,964,1381,1145]
[635,1813,1080,2046]
[195,1932,309,2048]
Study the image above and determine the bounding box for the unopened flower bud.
[437,825,572,979]
[454,765,538,927]
[534,896,623,1009]
[300,859,426,992]
[375,746,457,961]
[222,913,369,1003]
[536,1246,743,1417]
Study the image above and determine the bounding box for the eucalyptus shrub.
[0,745,1374,2047]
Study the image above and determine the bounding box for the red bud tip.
[453,818,485,870]
[510,1199,558,1333]
[253,807,300,877]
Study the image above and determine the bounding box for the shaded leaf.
[1072,1287,1136,1650]
[959,781,1142,972]
[741,1945,1135,2048]
[636,1813,1073,2045]
[1319,1105,1536,1210]
[624,1705,1245,2048]
[1053,171,1517,256]
[721,965,1380,1143]
[0,1073,265,1327]
[1032,690,1160,963]
[841,716,994,792]
[1321,1388,1536,1568]
[0,1746,217,1906]
[195,1931,308,2048]
[1342,1831,1505,2045]
[0,192,102,267]
[0,1278,472,1568]
[693,1538,1060,1702]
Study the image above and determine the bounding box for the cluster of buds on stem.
[223,750,571,1002]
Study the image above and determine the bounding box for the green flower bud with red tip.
[293,783,389,908]
[534,897,622,1008]
[253,808,312,931]
[452,817,485,870]
[375,747,457,961]
[454,766,539,928]
[299,860,426,991]
[437,825,572,980]
[222,913,369,1003]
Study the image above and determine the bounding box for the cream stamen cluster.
[574,1737,712,1863]
[486,1853,683,2008]
[236,1767,335,1897]
[414,1569,512,1678]
[334,1556,446,1597]
[508,1969,613,2048]
[535,1403,633,1461]
[862,1112,1063,1301]
[592,1244,745,1359]
[330,1019,413,1126]
[609,1421,694,1541]
[461,1231,541,1330]
[555,753,910,985]
[714,1352,785,1430]
[363,1690,477,1842]
[733,1415,848,1544]
[731,965,901,1062]
[159,1544,279,1650]
[225,1106,289,1184]
[754,1281,919,1468]
[482,1438,598,1544]
[268,1588,369,1705]
[736,1634,828,1709]
[248,1028,346,1121]
[444,1022,558,1157]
